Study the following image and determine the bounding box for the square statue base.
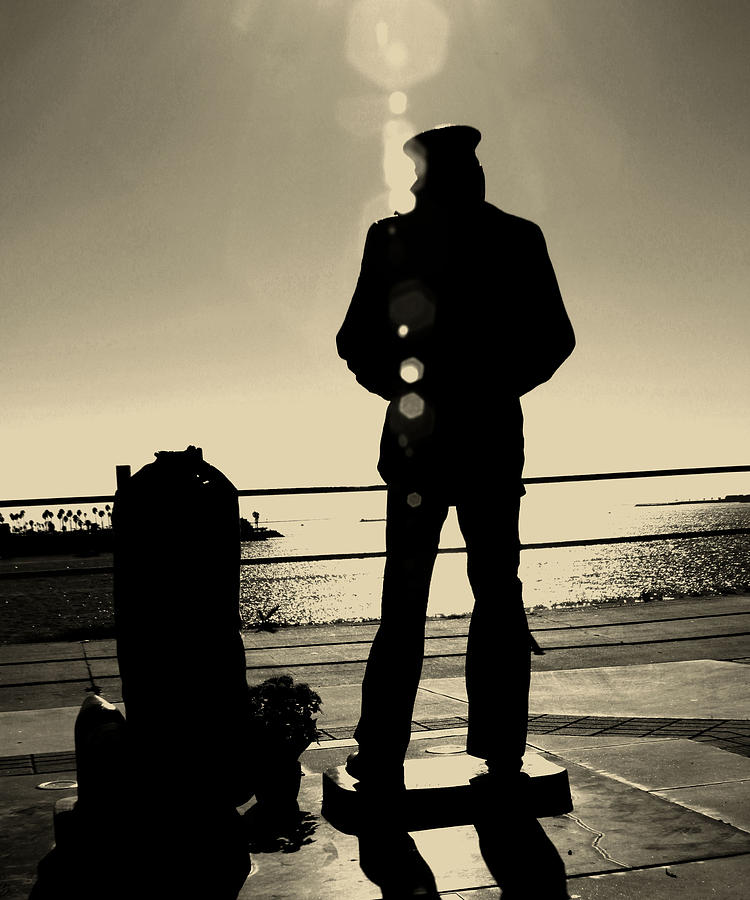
[321,751,572,834]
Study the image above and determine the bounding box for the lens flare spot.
[388,91,408,114]
[346,0,450,91]
[375,21,389,47]
[407,492,422,508]
[400,357,423,384]
[399,392,424,420]
[385,41,408,68]
[397,324,409,338]
[389,284,435,332]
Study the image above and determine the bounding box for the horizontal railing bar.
[2,526,747,580]
[0,495,116,508]
[1,464,748,509]
[238,485,385,498]
[238,527,750,565]
[520,526,750,551]
[522,464,750,485]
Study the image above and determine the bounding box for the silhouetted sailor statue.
[337,124,575,787]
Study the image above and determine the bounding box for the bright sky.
[2,0,748,504]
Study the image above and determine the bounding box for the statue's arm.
[336,223,397,400]
[515,224,575,397]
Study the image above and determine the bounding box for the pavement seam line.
[564,812,629,869]
[563,850,750,880]
[414,684,467,702]
[649,778,750,791]
[0,655,87,667]
[0,677,92,687]
[240,631,750,666]
[527,609,750,631]
[232,610,750,651]
[8,626,747,669]
[80,640,101,694]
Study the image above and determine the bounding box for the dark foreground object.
[30,449,255,898]
[113,446,254,805]
[322,750,572,834]
[30,693,250,899]
[43,795,249,900]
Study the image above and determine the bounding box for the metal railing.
[3,464,750,509]
[1,465,749,574]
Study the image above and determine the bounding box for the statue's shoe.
[345,751,405,788]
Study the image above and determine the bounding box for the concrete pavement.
[1,593,749,898]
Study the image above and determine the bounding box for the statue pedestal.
[321,751,572,834]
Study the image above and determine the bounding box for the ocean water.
[237,487,750,627]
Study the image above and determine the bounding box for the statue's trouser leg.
[458,494,529,769]
[353,487,449,765]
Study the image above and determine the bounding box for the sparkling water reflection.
[239,498,750,627]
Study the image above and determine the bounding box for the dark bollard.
[35,697,132,899]
[32,447,254,900]
[73,694,128,814]
[111,446,253,896]
[49,695,128,856]
[113,446,253,804]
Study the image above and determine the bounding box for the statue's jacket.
[336,200,575,499]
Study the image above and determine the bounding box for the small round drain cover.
[424,744,465,755]
[37,780,77,791]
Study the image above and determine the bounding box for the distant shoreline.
[0,522,283,559]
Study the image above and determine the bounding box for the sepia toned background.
[2,0,748,503]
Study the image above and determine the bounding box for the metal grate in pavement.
[0,750,76,777]
[527,714,750,756]
[2,716,748,775]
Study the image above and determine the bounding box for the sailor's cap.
[402,124,481,165]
